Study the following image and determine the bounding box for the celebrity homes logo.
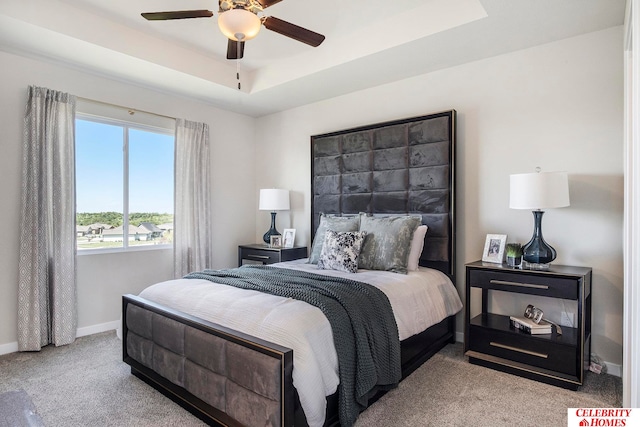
[568,408,638,426]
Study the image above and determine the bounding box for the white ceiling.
[0,0,626,117]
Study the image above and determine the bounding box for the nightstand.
[464,260,592,390]
[238,244,308,267]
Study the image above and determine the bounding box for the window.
[75,109,174,251]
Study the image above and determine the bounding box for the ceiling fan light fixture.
[218,8,261,41]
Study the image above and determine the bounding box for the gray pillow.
[317,230,367,274]
[308,214,360,264]
[358,214,421,274]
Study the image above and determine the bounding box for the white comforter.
[138,259,462,427]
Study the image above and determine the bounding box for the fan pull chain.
[236,39,242,90]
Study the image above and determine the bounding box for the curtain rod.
[77,96,176,121]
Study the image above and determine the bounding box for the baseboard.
[603,361,622,378]
[76,320,120,338]
[0,320,120,356]
[452,330,622,378]
[0,341,18,356]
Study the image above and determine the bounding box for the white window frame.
[75,112,175,255]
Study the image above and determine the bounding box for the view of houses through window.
[75,115,174,250]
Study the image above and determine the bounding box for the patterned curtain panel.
[18,86,77,351]
[174,119,213,278]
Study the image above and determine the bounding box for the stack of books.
[509,316,553,334]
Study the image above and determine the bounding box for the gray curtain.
[18,86,77,351]
[174,118,213,278]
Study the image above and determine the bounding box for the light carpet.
[355,343,621,426]
[0,389,45,427]
[0,331,622,426]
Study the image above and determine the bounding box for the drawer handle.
[490,342,548,359]
[490,279,549,290]
[246,254,270,259]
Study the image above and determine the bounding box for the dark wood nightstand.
[238,244,308,267]
[464,260,592,390]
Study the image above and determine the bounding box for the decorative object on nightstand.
[523,304,562,335]
[259,188,290,244]
[509,168,570,270]
[482,234,507,264]
[282,228,296,248]
[505,243,523,267]
[269,235,282,248]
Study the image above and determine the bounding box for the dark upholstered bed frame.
[122,110,457,427]
[311,110,456,279]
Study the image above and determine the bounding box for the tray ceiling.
[0,0,626,116]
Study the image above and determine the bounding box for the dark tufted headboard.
[311,110,456,281]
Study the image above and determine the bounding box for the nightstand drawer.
[469,270,578,299]
[240,248,280,264]
[238,244,308,267]
[468,325,577,376]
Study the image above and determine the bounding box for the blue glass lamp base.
[522,210,557,270]
[262,212,281,244]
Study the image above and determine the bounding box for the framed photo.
[270,235,282,248]
[282,228,296,248]
[482,234,507,264]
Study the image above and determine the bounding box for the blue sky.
[75,119,174,214]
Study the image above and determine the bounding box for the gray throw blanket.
[184,265,401,426]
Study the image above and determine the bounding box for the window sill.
[77,244,172,256]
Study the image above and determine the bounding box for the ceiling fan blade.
[262,16,325,47]
[141,10,214,21]
[227,39,245,60]
[256,0,284,9]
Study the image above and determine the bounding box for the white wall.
[255,27,624,367]
[0,51,256,350]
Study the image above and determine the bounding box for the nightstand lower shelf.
[468,313,581,377]
[467,313,588,389]
[466,351,582,390]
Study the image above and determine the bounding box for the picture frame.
[282,228,296,248]
[270,235,282,248]
[482,234,507,264]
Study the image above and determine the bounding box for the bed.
[122,110,458,427]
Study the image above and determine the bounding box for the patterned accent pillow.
[308,213,360,264]
[358,214,421,274]
[317,230,367,274]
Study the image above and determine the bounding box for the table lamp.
[259,189,290,244]
[509,169,570,269]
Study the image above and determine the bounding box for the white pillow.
[407,225,428,271]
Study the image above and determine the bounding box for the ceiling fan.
[141,0,325,60]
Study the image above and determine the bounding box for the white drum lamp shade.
[510,172,570,210]
[509,171,570,267]
[259,189,290,211]
[259,189,290,244]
